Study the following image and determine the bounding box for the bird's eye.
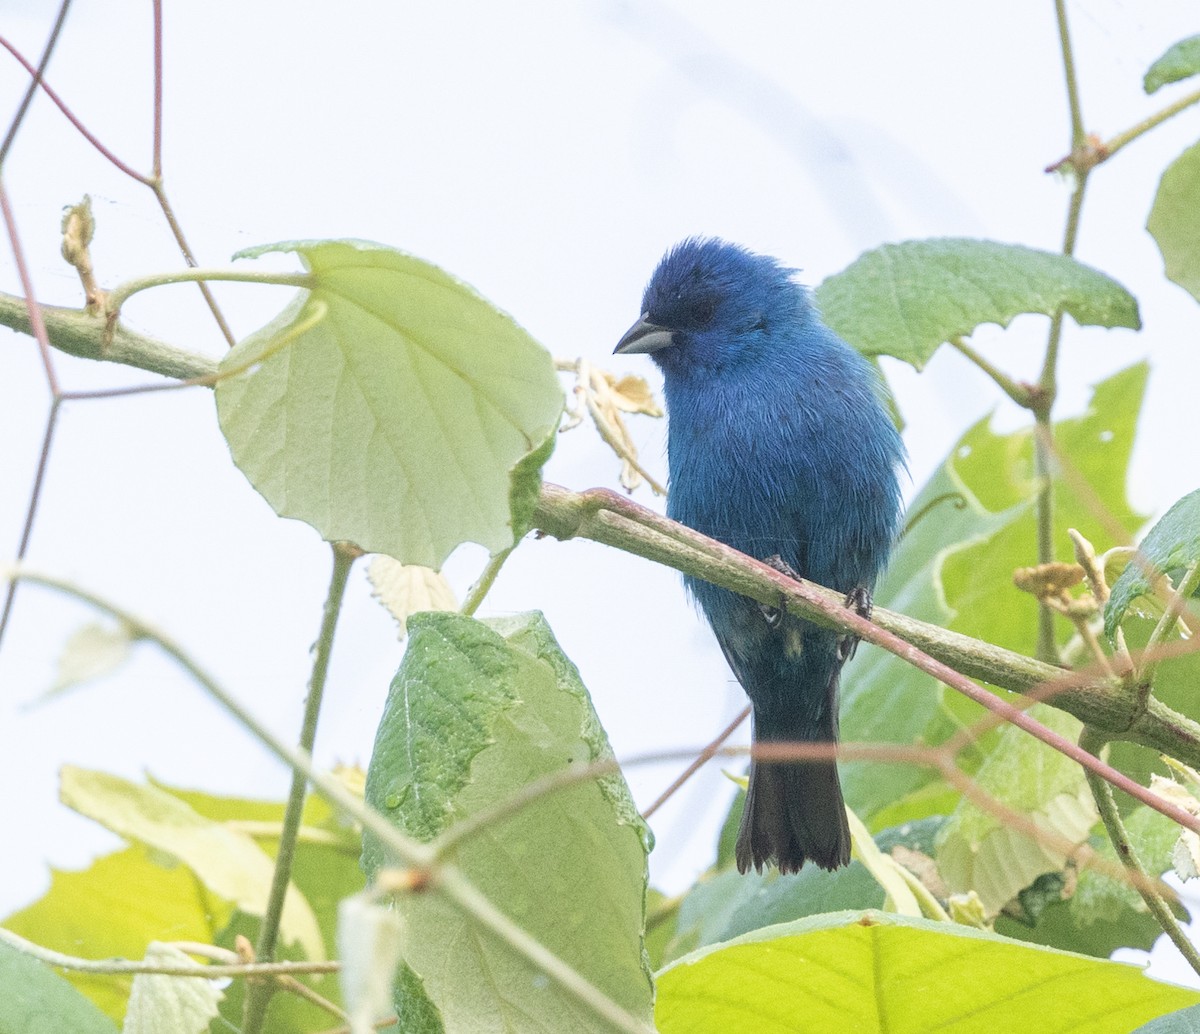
[692,296,716,327]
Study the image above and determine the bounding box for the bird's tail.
[735,709,850,874]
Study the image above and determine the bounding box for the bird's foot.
[838,586,872,662]
[762,554,802,581]
[758,555,801,628]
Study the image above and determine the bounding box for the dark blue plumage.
[615,238,904,873]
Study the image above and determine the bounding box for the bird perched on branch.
[615,238,904,873]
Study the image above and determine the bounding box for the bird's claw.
[838,586,872,662]
[758,554,800,628]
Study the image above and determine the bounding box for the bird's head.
[614,237,806,376]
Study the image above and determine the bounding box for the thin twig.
[0,926,338,978]
[1081,727,1200,979]
[642,705,750,819]
[0,398,60,650]
[0,0,73,167]
[0,33,148,182]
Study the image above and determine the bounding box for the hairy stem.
[947,336,1034,408]
[243,543,356,1034]
[1104,86,1200,161]
[1035,2,1092,664]
[1081,727,1200,979]
[460,544,516,617]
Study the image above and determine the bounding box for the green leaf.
[841,364,1147,832]
[122,944,223,1034]
[1149,144,1200,305]
[663,820,941,964]
[815,238,1140,370]
[59,767,323,962]
[361,611,654,1032]
[839,430,1025,818]
[1134,1004,1200,1033]
[936,706,1097,915]
[148,779,364,1034]
[655,911,1200,1034]
[1145,36,1200,93]
[2,846,229,1024]
[1106,487,1200,636]
[216,240,563,568]
[0,940,118,1034]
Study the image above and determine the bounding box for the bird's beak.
[614,314,676,355]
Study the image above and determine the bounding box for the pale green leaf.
[1149,144,1200,304]
[936,706,1097,915]
[43,622,133,700]
[656,911,1200,1034]
[59,767,323,962]
[0,940,118,1034]
[1134,1004,1200,1033]
[1145,36,1200,93]
[361,611,653,1032]
[815,238,1140,370]
[216,240,562,567]
[1106,487,1200,635]
[121,944,222,1034]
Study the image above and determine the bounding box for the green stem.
[947,337,1034,408]
[243,542,356,1034]
[1054,0,1086,149]
[1080,727,1200,980]
[1104,86,1200,161]
[1035,3,1091,664]
[105,268,313,314]
[0,926,338,978]
[1139,561,1200,694]
[460,544,516,617]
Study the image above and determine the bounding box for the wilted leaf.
[936,706,1098,916]
[367,556,457,638]
[121,944,222,1034]
[338,896,405,1034]
[36,622,133,703]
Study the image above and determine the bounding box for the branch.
[531,485,1200,773]
[10,287,1200,811]
[0,291,215,381]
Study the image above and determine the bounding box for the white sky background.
[1,0,1199,982]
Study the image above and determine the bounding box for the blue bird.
[615,239,904,873]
